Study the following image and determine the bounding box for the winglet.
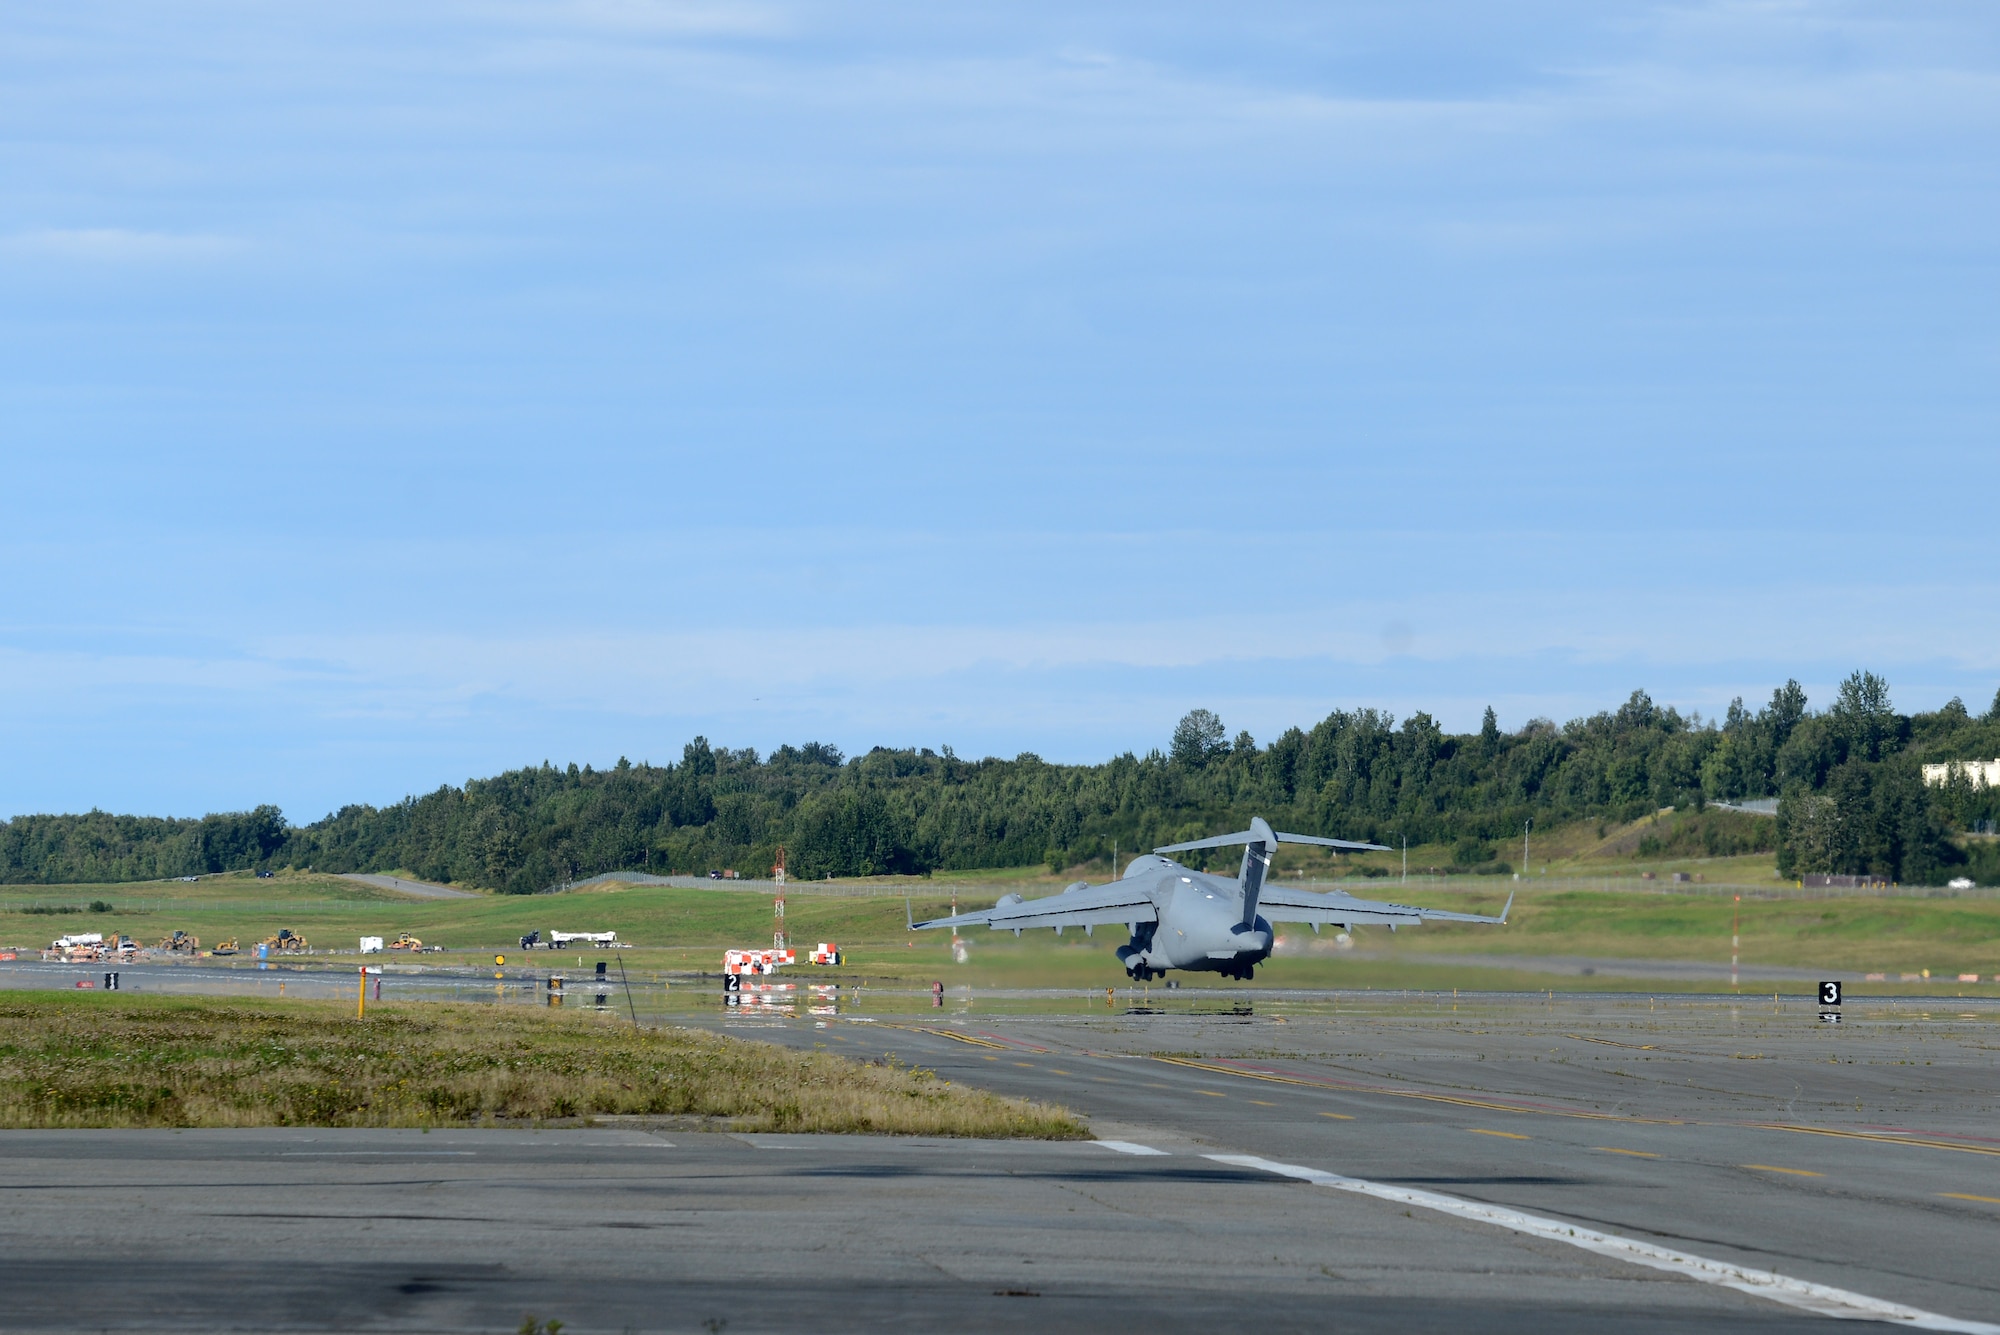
[1499,890,1514,925]
[906,897,914,931]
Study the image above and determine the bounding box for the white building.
[1921,759,2000,788]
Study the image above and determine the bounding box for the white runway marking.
[280,1151,477,1157]
[1209,1154,1999,1333]
[1092,1140,1170,1156]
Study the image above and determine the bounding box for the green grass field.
[6,866,1998,996]
[0,992,1085,1134]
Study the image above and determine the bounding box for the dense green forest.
[4,675,1997,889]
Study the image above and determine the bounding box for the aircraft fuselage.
[1112,860,1272,981]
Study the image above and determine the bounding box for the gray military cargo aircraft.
[911,817,1509,981]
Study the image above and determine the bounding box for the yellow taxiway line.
[1149,1055,1678,1123]
[1755,1123,2000,1159]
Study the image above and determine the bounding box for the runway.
[4,991,1997,1331]
[0,1127,1922,1334]
[693,994,2000,1329]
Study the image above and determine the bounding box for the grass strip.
[11,872,1999,979]
[0,993,1085,1137]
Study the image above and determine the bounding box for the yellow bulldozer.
[156,930,199,954]
[386,932,424,952]
[262,929,309,954]
[211,938,239,956]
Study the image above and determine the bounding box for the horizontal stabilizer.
[1154,828,1390,854]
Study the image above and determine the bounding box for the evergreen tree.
[1,673,1982,888]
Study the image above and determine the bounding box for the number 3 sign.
[1819,980,1842,1007]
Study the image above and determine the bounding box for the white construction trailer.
[547,930,622,948]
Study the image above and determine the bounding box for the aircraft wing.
[1257,885,1512,927]
[911,882,1159,934]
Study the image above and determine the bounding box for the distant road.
[336,873,479,900]
[564,871,886,896]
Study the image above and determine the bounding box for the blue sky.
[4,0,1997,821]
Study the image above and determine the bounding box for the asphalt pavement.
[693,993,2000,1330]
[0,1126,1909,1334]
[4,988,1998,1332]
[337,874,480,900]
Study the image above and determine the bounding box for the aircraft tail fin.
[1235,817,1275,930]
[1151,818,1392,930]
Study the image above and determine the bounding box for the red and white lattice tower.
[772,845,788,951]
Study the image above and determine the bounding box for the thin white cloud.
[150,580,1995,721]
[467,0,789,38]
[2,228,240,264]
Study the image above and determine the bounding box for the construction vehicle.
[45,933,135,963]
[387,933,424,952]
[45,933,104,962]
[211,938,239,956]
[157,930,200,954]
[262,929,309,954]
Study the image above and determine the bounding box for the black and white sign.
[1819,980,1842,1007]
[722,973,742,993]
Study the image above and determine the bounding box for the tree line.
[4,675,1997,889]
